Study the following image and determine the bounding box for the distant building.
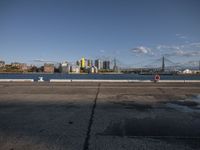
[183,69,192,74]
[44,63,54,73]
[103,61,110,70]
[11,62,21,68]
[85,59,88,68]
[89,66,98,74]
[76,60,80,67]
[20,63,28,71]
[87,59,93,67]
[11,62,28,71]
[193,70,200,74]
[70,65,80,73]
[29,65,37,72]
[182,69,200,74]
[81,58,85,69]
[59,62,70,73]
[0,61,5,68]
[91,60,94,66]
[95,59,102,70]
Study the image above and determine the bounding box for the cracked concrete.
[0,82,200,150]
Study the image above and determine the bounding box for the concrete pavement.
[0,82,200,150]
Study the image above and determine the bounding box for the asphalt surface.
[0,82,200,150]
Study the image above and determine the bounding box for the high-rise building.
[81,58,85,69]
[87,59,93,67]
[91,60,94,66]
[76,60,80,67]
[95,59,102,70]
[103,61,110,70]
[85,59,88,68]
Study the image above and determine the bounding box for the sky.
[0,0,200,67]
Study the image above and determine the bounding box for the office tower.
[103,61,110,70]
[81,58,85,69]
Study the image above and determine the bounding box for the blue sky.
[0,0,200,67]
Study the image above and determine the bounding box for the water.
[0,73,200,81]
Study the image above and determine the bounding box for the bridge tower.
[161,56,165,72]
[113,58,120,72]
[113,58,117,72]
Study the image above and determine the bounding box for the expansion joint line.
[83,83,101,150]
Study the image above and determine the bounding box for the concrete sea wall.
[0,79,200,83]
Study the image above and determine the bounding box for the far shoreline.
[0,72,124,75]
[0,72,199,76]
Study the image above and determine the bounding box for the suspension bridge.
[119,57,200,74]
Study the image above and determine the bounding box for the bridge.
[118,57,200,74]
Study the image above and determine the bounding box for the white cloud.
[33,59,57,63]
[165,50,200,57]
[176,34,187,39]
[156,45,181,50]
[189,42,200,48]
[130,40,200,58]
[156,41,200,57]
[176,50,200,57]
[131,46,151,54]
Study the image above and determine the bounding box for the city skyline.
[0,0,200,66]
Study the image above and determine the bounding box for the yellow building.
[81,57,85,68]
